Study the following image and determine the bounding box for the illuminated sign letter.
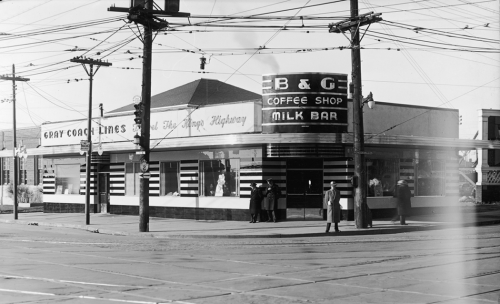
[321,77,335,90]
[274,78,288,90]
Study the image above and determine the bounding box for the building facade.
[1,77,499,220]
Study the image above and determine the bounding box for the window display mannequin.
[215,172,225,197]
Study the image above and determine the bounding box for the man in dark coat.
[249,182,261,223]
[393,180,412,225]
[324,181,341,232]
[265,178,280,223]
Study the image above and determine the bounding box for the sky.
[0,0,498,140]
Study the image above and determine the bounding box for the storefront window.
[200,159,240,197]
[55,164,80,194]
[416,159,445,196]
[125,163,140,196]
[2,158,9,185]
[160,162,179,196]
[366,159,398,197]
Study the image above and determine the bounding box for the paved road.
[1,222,499,303]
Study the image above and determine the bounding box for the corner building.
[22,75,499,221]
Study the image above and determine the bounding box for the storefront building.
[1,76,499,220]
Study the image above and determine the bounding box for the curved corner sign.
[262,72,348,133]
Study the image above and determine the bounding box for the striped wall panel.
[240,159,286,199]
[180,160,198,197]
[324,157,354,198]
[148,161,160,196]
[80,164,98,195]
[42,175,55,194]
[445,159,459,196]
[109,163,125,196]
[240,160,263,198]
[399,159,415,195]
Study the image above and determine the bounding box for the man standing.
[265,178,280,223]
[249,182,261,223]
[324,181,341,233]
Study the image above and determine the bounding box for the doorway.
[97,173,110,213]
[286,168,323,220]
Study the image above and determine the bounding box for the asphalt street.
[0,222,499,304]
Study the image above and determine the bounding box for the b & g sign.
[262,73,348,133]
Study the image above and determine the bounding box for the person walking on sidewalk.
[393,180,412,225]
[249,182,261,223]
[324,181,341,233]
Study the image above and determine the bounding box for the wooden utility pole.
[69,57,111,225]
[329,1,381,228]
[108,0,189,232]
[0,65,29,220]
[139,0,153,233]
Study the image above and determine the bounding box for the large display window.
[200,159,240,197]
[416,159,445,196]
[367,159,398,197]
[55,164,80,194]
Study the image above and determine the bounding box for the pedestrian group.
[248,178,412,231]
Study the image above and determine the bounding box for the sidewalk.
[0,207,499,238]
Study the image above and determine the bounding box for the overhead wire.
[363,0,456,109]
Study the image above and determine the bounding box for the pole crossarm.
[0,75,30,82]
[108,6,190,18]
[70,57,112,67]
[328,12,382,33]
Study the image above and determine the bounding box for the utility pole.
[0,65,29,220]
[108,0,189,232]
[69,57,111,225]
[329,1,381,228]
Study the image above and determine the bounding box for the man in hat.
[249,182,261,223]
[265,178,280,222]
[392,180,412,225]
[324,181,341,232]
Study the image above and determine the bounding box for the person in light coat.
[324,181,341,233]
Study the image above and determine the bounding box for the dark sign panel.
[262,73,348,133]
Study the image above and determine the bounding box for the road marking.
[0,288,54,296]
[0,274,134,287]
[0,288,195,304]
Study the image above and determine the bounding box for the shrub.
[6,183,43,204]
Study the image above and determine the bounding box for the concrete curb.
[1,218,499,239]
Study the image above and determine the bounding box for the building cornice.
[1,132,499,157]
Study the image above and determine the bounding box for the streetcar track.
[1,226,498,304]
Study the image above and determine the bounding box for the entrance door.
[98,173,110,214]
[286,169,323,220]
